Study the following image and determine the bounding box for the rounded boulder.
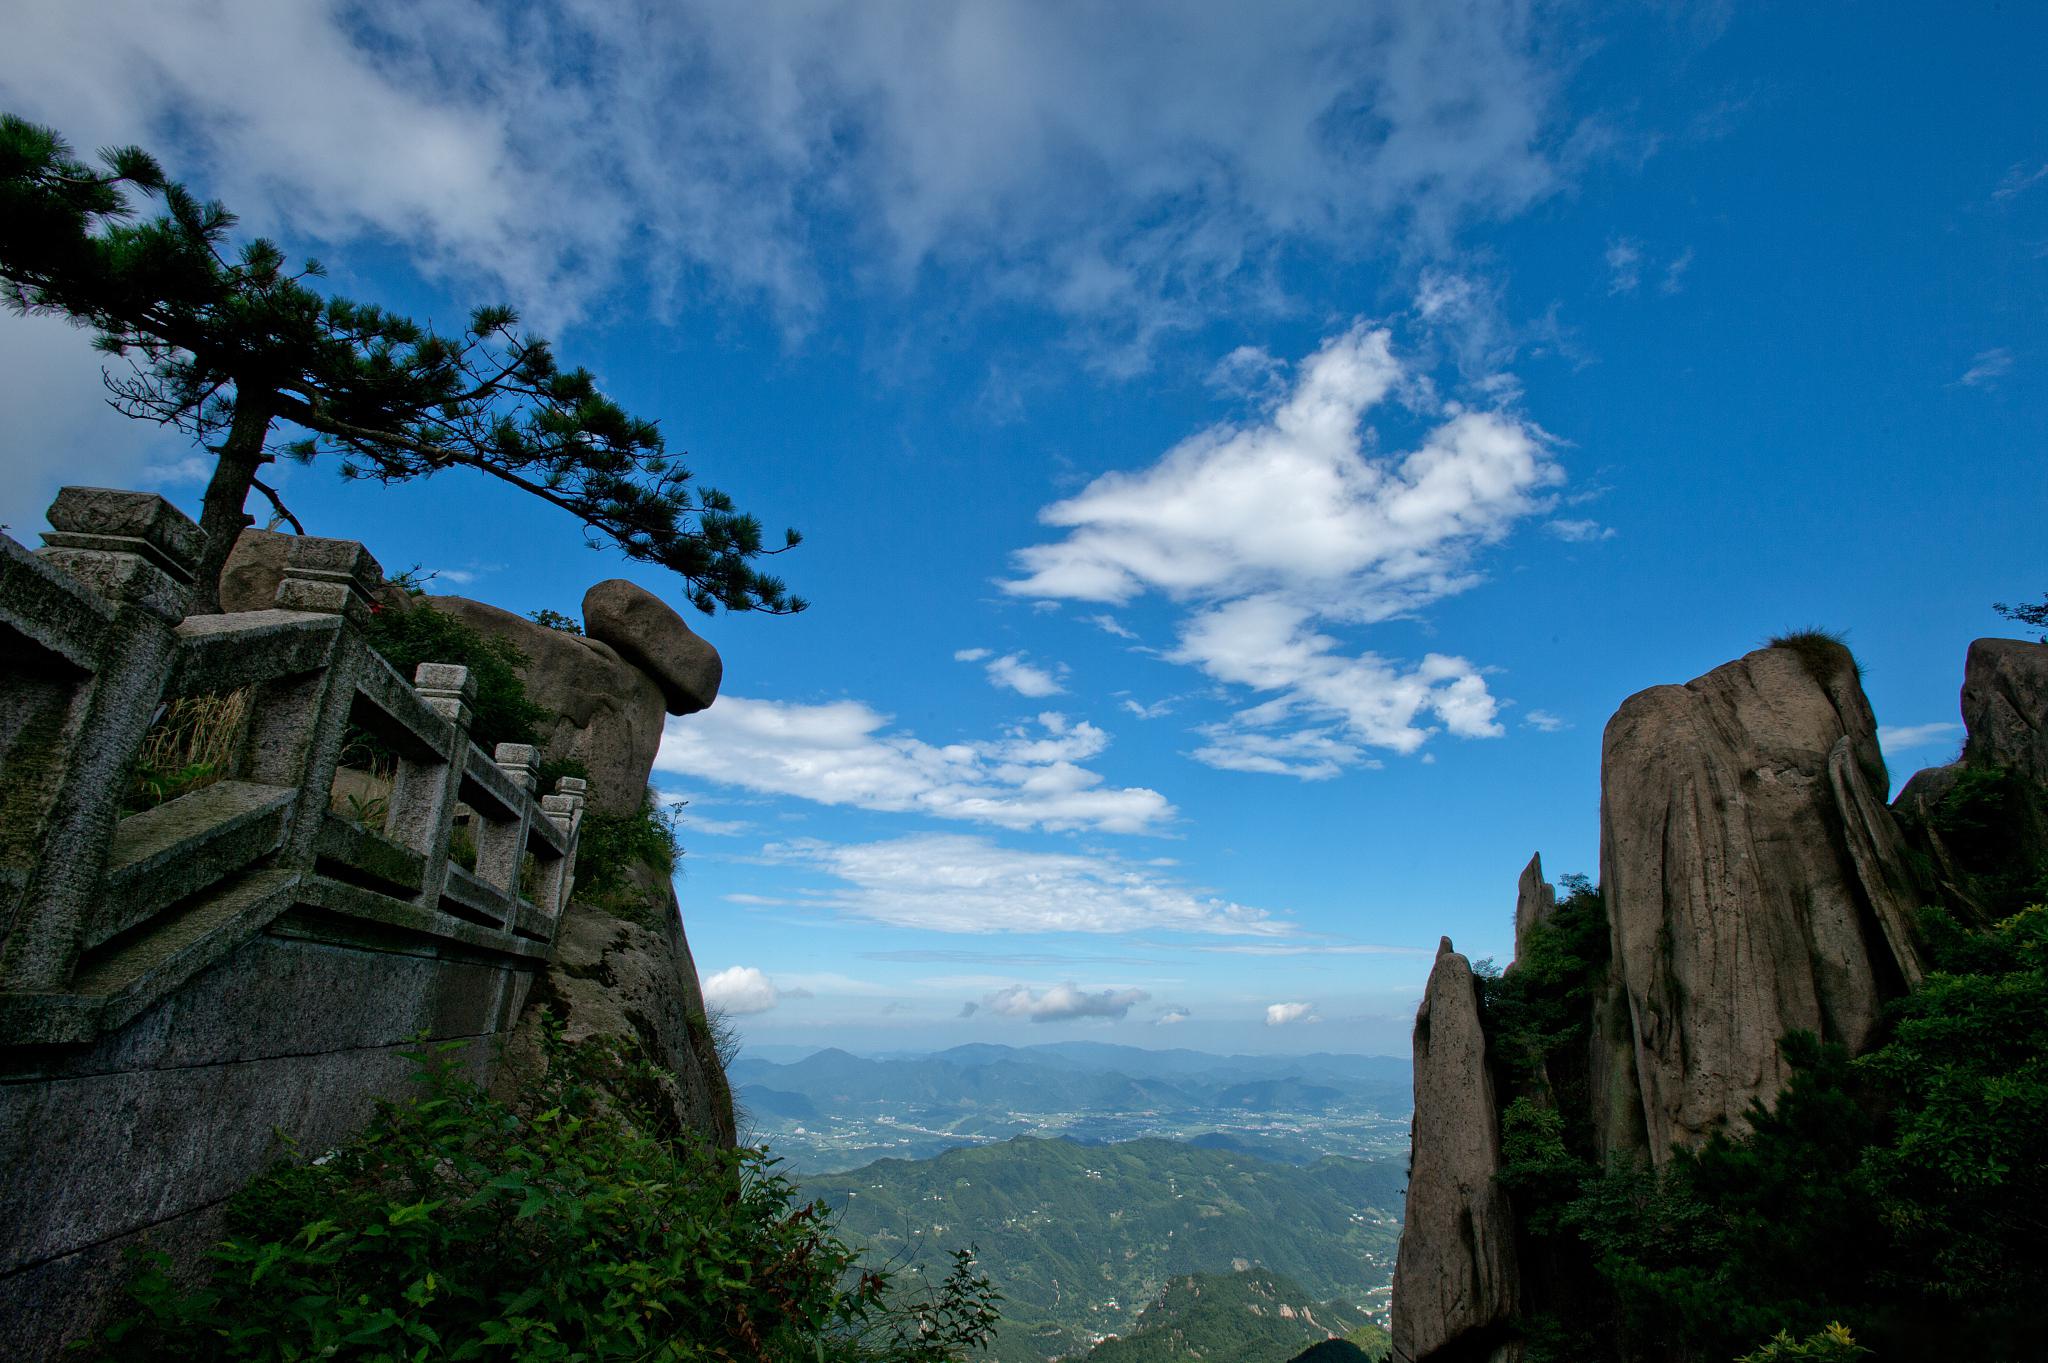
[580,579,722,715]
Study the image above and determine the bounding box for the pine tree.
[0,114,803,615]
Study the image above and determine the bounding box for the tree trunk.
[188,395,274,614]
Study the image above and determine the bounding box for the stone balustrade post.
[240,536,385,866]
[387,663,474,907]
[0,489,200,990]
[473,743,538,906]
[534,776,587,919]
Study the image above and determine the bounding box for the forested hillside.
[806,1136,1403,1362]
[1081,1268,1389,1363]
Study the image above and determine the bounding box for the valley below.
[734,1042,1412,1362]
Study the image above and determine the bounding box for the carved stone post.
[534,776,587,919]
[386,663,474,912]
[0,489,199,990]
[474,742,538,903]
[242,537,382,866]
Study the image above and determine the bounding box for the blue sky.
[3,3,2042,1055]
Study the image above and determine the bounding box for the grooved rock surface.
[1391,938,1519,1363]
[1892,637,2048,913]
[426,596,666,819]
[581,579,722,715]
[1512,852,1555,963]
[498,862,737,1147]
[1597,642,1924,1162]
[1960,637,2048,780]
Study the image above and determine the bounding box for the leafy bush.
[89,1024,1000,1362]
[527,608,583,634]
[360,603,549,754]
[1517,905,2048,1362]
[575,793,684,923]
[1736,1324,1869,1363]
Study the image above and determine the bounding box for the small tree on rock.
[0,114,803,615]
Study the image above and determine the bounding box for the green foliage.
[575,794,684,920]
[358,603,549,754]
[88,1025,998,1363]
[1993,593,2048,640]
[1736,1323,1869,1363]
[1926,766,2048,914]
[1480,874,1609,1089]
[1,113,804,614]
[527,608,584,634]
[1517,905,2048,1362]
[1764,628,1861,684]
[808,1137,1402,1363]
[1083,1269,1370,1363]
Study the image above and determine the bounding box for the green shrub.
[575,794,684,918]
[360,603,549,754]
[89,1024,1000,1362]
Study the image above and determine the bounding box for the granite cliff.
[1391,635,2048,1362]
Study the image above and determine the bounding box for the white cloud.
[1001,324,1554,778]
[1086,614,1137,640]
[985,983,1150,1022]
[987,654,1065,696]
[1522,709,1570,733]
[703,965,781,1015]
[1957,348,2014,388]
[953,647,992,662]
[1661,247,1694,294]
[1154,1007,1191,1025]
[1877,722,1962,752]
[1265,1001,1318,1026]
[764,833,1288,936]
[1994,162,2048,201]
[1,1,1576,351]
[1605,238,1643,294]
[1546,518,1615,543]
[1121,698,1176,721]
[656,698,1171,834]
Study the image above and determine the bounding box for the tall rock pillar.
[1391,938,1520,1363]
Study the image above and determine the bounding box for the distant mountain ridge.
[732,1041,1410,1116]
[1081,1267,1386,1363]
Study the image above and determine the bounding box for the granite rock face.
[499,862,736,1147]
[582,579,722,715]
[1892,637,2048,912]
[424,595,667,819]
[1596,641,1925,1161]
[1391,938,1520,1363]
[1512,853,1555,963]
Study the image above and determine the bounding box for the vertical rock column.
[1595,641,1927,1162]
[1391,938,1520,1363]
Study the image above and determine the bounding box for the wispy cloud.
[1546,518,1615,542]
[955,647,1068,696]
[0,2,1580,358]
[1154,1007,1191,1025]
[1956,348,2014,388]
[1661,247,1694,294]
[1605,237,1643,294]
[1993,162,2048,201]
[1004,323,1558,778]
[984,983,1150,1022]
[1522,709,1570,733]
[656,700,1171,834]
[1877,721,1962,752]
[762,833,1288,936]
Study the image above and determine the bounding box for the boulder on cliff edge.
[582,579,722,715]
[1595,639,1926,1162]
[1391,938,1519,1363]
[425,595,668,819]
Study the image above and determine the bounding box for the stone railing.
[0,487,587,1047]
